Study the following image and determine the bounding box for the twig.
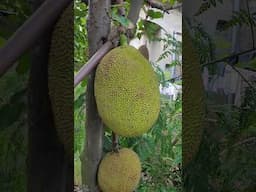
[0,0,72,78]
[0,10,17,16]
[246,0,255,49]
[74,41,113,87]
[229,64,256,91]
[220,137,256,156]
[202,48,256,90]
[146,0,182,13]
[115,0,125,16]
[202,48,256,67]
[112,132,119,152]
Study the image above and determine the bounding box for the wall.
[130,7,182,99]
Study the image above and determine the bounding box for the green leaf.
[112,12,130,27]
[74,92,85,110]
[147,9,164,19]
[143,20,162,41]
[120,34,128,46]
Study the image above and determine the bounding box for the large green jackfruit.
[98,148,141,192]
[183,23,205,167]
[94,45,160,137]
[48,2,73,159]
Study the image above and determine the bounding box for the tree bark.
[82,0,111,191]
[27,0,73,191]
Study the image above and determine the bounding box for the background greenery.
[0,1,30,191]
[74,0,182,191]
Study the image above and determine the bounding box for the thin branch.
[146,0,182,13]
[246,0,255,49]
[202,48,256,67]
[74,41,113,87]
[0,0,72,78]
[220,137,256,156]
[115,0,125,16]
[0,10,17,16]
[202,48,256,90]
[112,132,119,152]
[229,64,256,91]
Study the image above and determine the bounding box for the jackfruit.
[94,45,160,137]
[182,22,205,167]
[48,2,73,160]
[98,148,141,192]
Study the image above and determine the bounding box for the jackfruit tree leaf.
[143,20,162,41]
[74,92,85,110]
[111,12,130,27]
[147,9,163,19]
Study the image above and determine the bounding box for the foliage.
[185,18,215,69]
[0,1,30,191]
[194,0,223,16]
[74,1,182,191]
[74,0,88,71]
[0,69,28,192]
[74,0,88,186]
[184,2,256,191]
[101,32,182,191]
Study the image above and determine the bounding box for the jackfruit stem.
[120,34,128,46]
[112,132,119,152]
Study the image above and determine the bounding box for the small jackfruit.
[94,45,160,137]
[98,148,141,192]
[48,2,73,160]
[182,22,205,167]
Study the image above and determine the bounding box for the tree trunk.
[82,0,111,191]
[27,0,73,191]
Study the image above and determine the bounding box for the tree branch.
[74,41,113,87]
[115,0,125,16]
[127,0,144,25]
[112,132,119,152]
[246,0,255,49]
[0,0,72,78]
[146,0,182,13]
[74,0,146,87]
[229,64,256,91]
[202,48,256,67]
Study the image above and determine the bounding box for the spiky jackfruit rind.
[98,148,141,192]
[182,23,205,167]
[48,2,73,160]
[94,45,160,137]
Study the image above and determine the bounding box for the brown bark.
[82,0,111,191]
